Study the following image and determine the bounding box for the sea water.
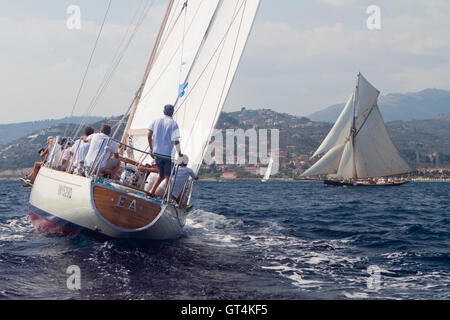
[0,180,449,299]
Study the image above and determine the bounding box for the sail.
[336,139,356,179]
[302,73,411,178]
[262,157,273,181]
[301,144,345,177]
[353,105,411,177]
[313,93,354,157]
[354,73,379,132]
[126,0,260,173]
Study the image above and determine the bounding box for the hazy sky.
[1,0,449,123]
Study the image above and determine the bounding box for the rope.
[172,0,248,173]
[72,0,155,138]
[137,1,202,105]
[64,0,113,138]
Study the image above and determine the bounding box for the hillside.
[309,88,450,123]
[0,109,449,177]
[0,116,106,146]
[214,109,450,169]
[0,117,125,173]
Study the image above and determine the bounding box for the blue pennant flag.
[178,82,188,98]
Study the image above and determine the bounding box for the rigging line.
[179,1,188,87]
[120,0,177,146]
[72,0,147,134]
[180,0,234,149]
[77,0,153,128]
[150,0,187,71]
[191,0,247,174]
[137,0,203,105]
[173,0,247,116]
[173,0,223,109]
[73,0,155,138]
[180,1,189,127]
[64,0,113,138]
[157,0,181,52]
[72,0,149,138]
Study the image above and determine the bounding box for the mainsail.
[301,73,411,179]
[123,0,260,174]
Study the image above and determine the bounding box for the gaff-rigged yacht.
[300,73,412,187]
[28,0,261,240]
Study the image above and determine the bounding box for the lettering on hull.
[58,185,73,199]
[93,186,160,230]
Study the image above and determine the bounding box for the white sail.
[336,139,356,179]
[313,93,354,157]
[126,0,260,173]
[302,73,411,178]
[301,144,345,177]
[262,157,274,181]
[353,105,411,177]
[354,73,380,131]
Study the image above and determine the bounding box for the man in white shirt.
[59,140,74,172]
[49,138,66,170]
[84,124,120,177]
[69,126,94,174]
[147,104,183,197]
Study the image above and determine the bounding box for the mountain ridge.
[309,88,450,122]
[0,116,106,146]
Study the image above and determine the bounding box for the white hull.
[29,167,187,240]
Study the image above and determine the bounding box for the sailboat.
[301,73,411,186]
[261,156,273,182]
[27,0,260,240]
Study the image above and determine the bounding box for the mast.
[121,0,175,145]
[351,73,359,179]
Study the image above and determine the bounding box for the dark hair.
[84,126,95,136]
[38,148,45,155]
[100,124,111,136]
[59,138,67,145]
[164,104,175,117]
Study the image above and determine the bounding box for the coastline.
[1,169,449,183]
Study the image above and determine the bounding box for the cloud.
[225,4,450,116]
[0,4,166,123]
[1,1,449,123]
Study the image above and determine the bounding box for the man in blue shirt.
[148,104,183,197]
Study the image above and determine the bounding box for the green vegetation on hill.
[0,117,125,172]
[0,109,449,177]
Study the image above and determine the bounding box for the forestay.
[125,0,260,173]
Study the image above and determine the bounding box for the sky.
[0,0,449,124]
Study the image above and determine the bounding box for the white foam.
[343,291,370,299]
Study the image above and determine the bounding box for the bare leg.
[29,162,43,183]
[149,175,164,195]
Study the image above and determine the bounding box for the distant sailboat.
[261,156,273,182]
[301,73,411,186]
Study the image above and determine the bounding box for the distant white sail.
[301,73,411,179]
[353,105,411,177]
[262,157,274,182]
[125,0,260,173]
[313,93,354,157]
[301,144,345,177]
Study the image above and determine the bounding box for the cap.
[180,154,189,165]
